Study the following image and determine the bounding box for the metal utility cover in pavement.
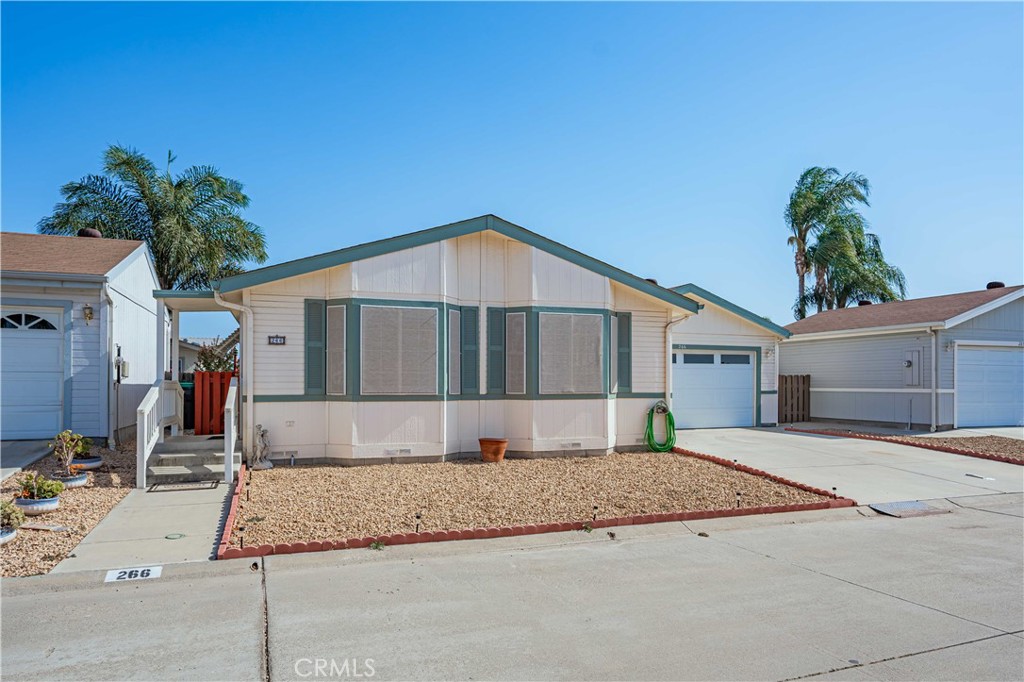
[148,481,220,493]
[869,501,950,518]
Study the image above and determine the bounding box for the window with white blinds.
[360,306,438,395]
[327,305,346,395]
[448,309,461,395]
[505,312,526,395]
[539,312,603,394]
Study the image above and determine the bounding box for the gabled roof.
[672,283,791,338]
[214,215,699,313]
[785,285,1024,336]
[0,232,145,277]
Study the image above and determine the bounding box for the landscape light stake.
[832,487,838,499]
[592,505,599,521]
[736,491,742,508]
[415,512,422,533]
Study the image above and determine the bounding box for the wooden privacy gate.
[778,374,811,423]
[194,371,236,435]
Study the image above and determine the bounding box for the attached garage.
[669,284,791,428]
[956,346,1024,427]
[672,349,756,428]
[0,307,67,439]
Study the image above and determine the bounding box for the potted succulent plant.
[1,499,26,545]
[50,430,90,487]
[71,435,103,471]
[479,438,509,463]
[14,474,64,515]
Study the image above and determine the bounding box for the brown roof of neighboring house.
[1,232,145,277]
[786,285,1024,335]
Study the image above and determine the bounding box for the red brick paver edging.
[785,427,1024,466]
[216,450,857,561]
[217,463,247,558]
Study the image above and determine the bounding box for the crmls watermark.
[294,658,376,678]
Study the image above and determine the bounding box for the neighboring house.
[178,339,202,374]
[156,215,700,464]
[0,231,161,442]
[779,284,1024,430]
[670,284,791,428]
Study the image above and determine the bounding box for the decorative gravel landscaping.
[789,428,1024,465]
[232,452,826,548]
[0,440,136,577]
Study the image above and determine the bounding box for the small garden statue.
[251,424,273,470]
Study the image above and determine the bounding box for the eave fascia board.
[213,214,699,313]
[781,322,942,342]
[154,289,216,299]
[943,287,1024,329]
[1,271,105,287]
[672,283,791,338]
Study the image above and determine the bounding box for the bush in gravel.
[49,430,88,475]
[16,474,64,500]
[1,500,26,530]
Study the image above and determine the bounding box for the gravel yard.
[893,435,1024,463]
[1,440,135,577]
[234,452,825,547]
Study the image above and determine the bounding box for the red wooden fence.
[778,374,811,423]
[194,371,236,436]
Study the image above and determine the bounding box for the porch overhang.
[153,290,229,312]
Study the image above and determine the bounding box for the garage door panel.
[0,308,65,439]
[673,352,756,429]
[957,348,1024,428]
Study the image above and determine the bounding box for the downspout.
[928,327,938,432]
[214,289,254,458]
[664,314,691,406]
[102,283,115,445]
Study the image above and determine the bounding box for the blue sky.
[3,2,1022,338]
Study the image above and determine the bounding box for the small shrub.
[369,541,386,551]
[1,500,26,530]
[74,437,94,457]
[50,430,88,474]
[581,522,594,533]
[17,474,64,500]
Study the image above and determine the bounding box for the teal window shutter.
[461,306,479,394]
[486,308,505,393]
[305,299,326,395]
[617,313,632,392]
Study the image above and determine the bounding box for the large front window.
[360,306,438,395]
[539,312,603,394]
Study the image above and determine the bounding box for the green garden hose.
[645,400,676,452]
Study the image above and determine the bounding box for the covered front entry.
[672,349,756,429]
[1,306,66,439]
[957,346,1024,427]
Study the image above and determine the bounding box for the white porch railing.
[136,380,186,489]
[224,378,239,484]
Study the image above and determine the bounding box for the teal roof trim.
[213,215,699,313]
[672,283,791,338]
[154,290,215,299]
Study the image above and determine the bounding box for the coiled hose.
[645,399,676,452]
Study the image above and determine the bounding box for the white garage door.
[672,350,755,429]
[957,347,1024,427]
[1,308,65,439]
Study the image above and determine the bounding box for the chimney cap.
[857,300,873,306]
[986,281,1005,290]
[77,228,102,238]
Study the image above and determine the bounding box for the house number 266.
[104,566,163,583]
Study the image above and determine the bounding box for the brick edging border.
[784,427,1024,466]
[215,450,857,561]
[217,463,247,558]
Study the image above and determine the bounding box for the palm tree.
[785,167,870,319]
[38,145,267,289]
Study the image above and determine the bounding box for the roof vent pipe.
[77,228,103,238]
[986,281,1005,289]
[645,278,658,286]
[857,300,872,306]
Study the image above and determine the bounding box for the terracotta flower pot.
[479,438,509,463]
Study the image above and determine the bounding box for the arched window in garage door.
[1,312,58,330]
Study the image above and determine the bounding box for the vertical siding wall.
[108,251,160,439]
[248,231,675,461]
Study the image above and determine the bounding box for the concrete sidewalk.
[3,494,1021,681]
[677,427,1024,505]
[52,484,232,573]
[0,440,50,480]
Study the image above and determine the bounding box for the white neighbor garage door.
[1,308,65,439]
[672,350,755,428]
[957,347,1024,427]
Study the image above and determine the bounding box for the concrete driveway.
[0,440,50,480]
[676,427,1024,505]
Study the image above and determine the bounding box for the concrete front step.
[146,463,236,484]
[153,435,241,454]
[152,452,243,467]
